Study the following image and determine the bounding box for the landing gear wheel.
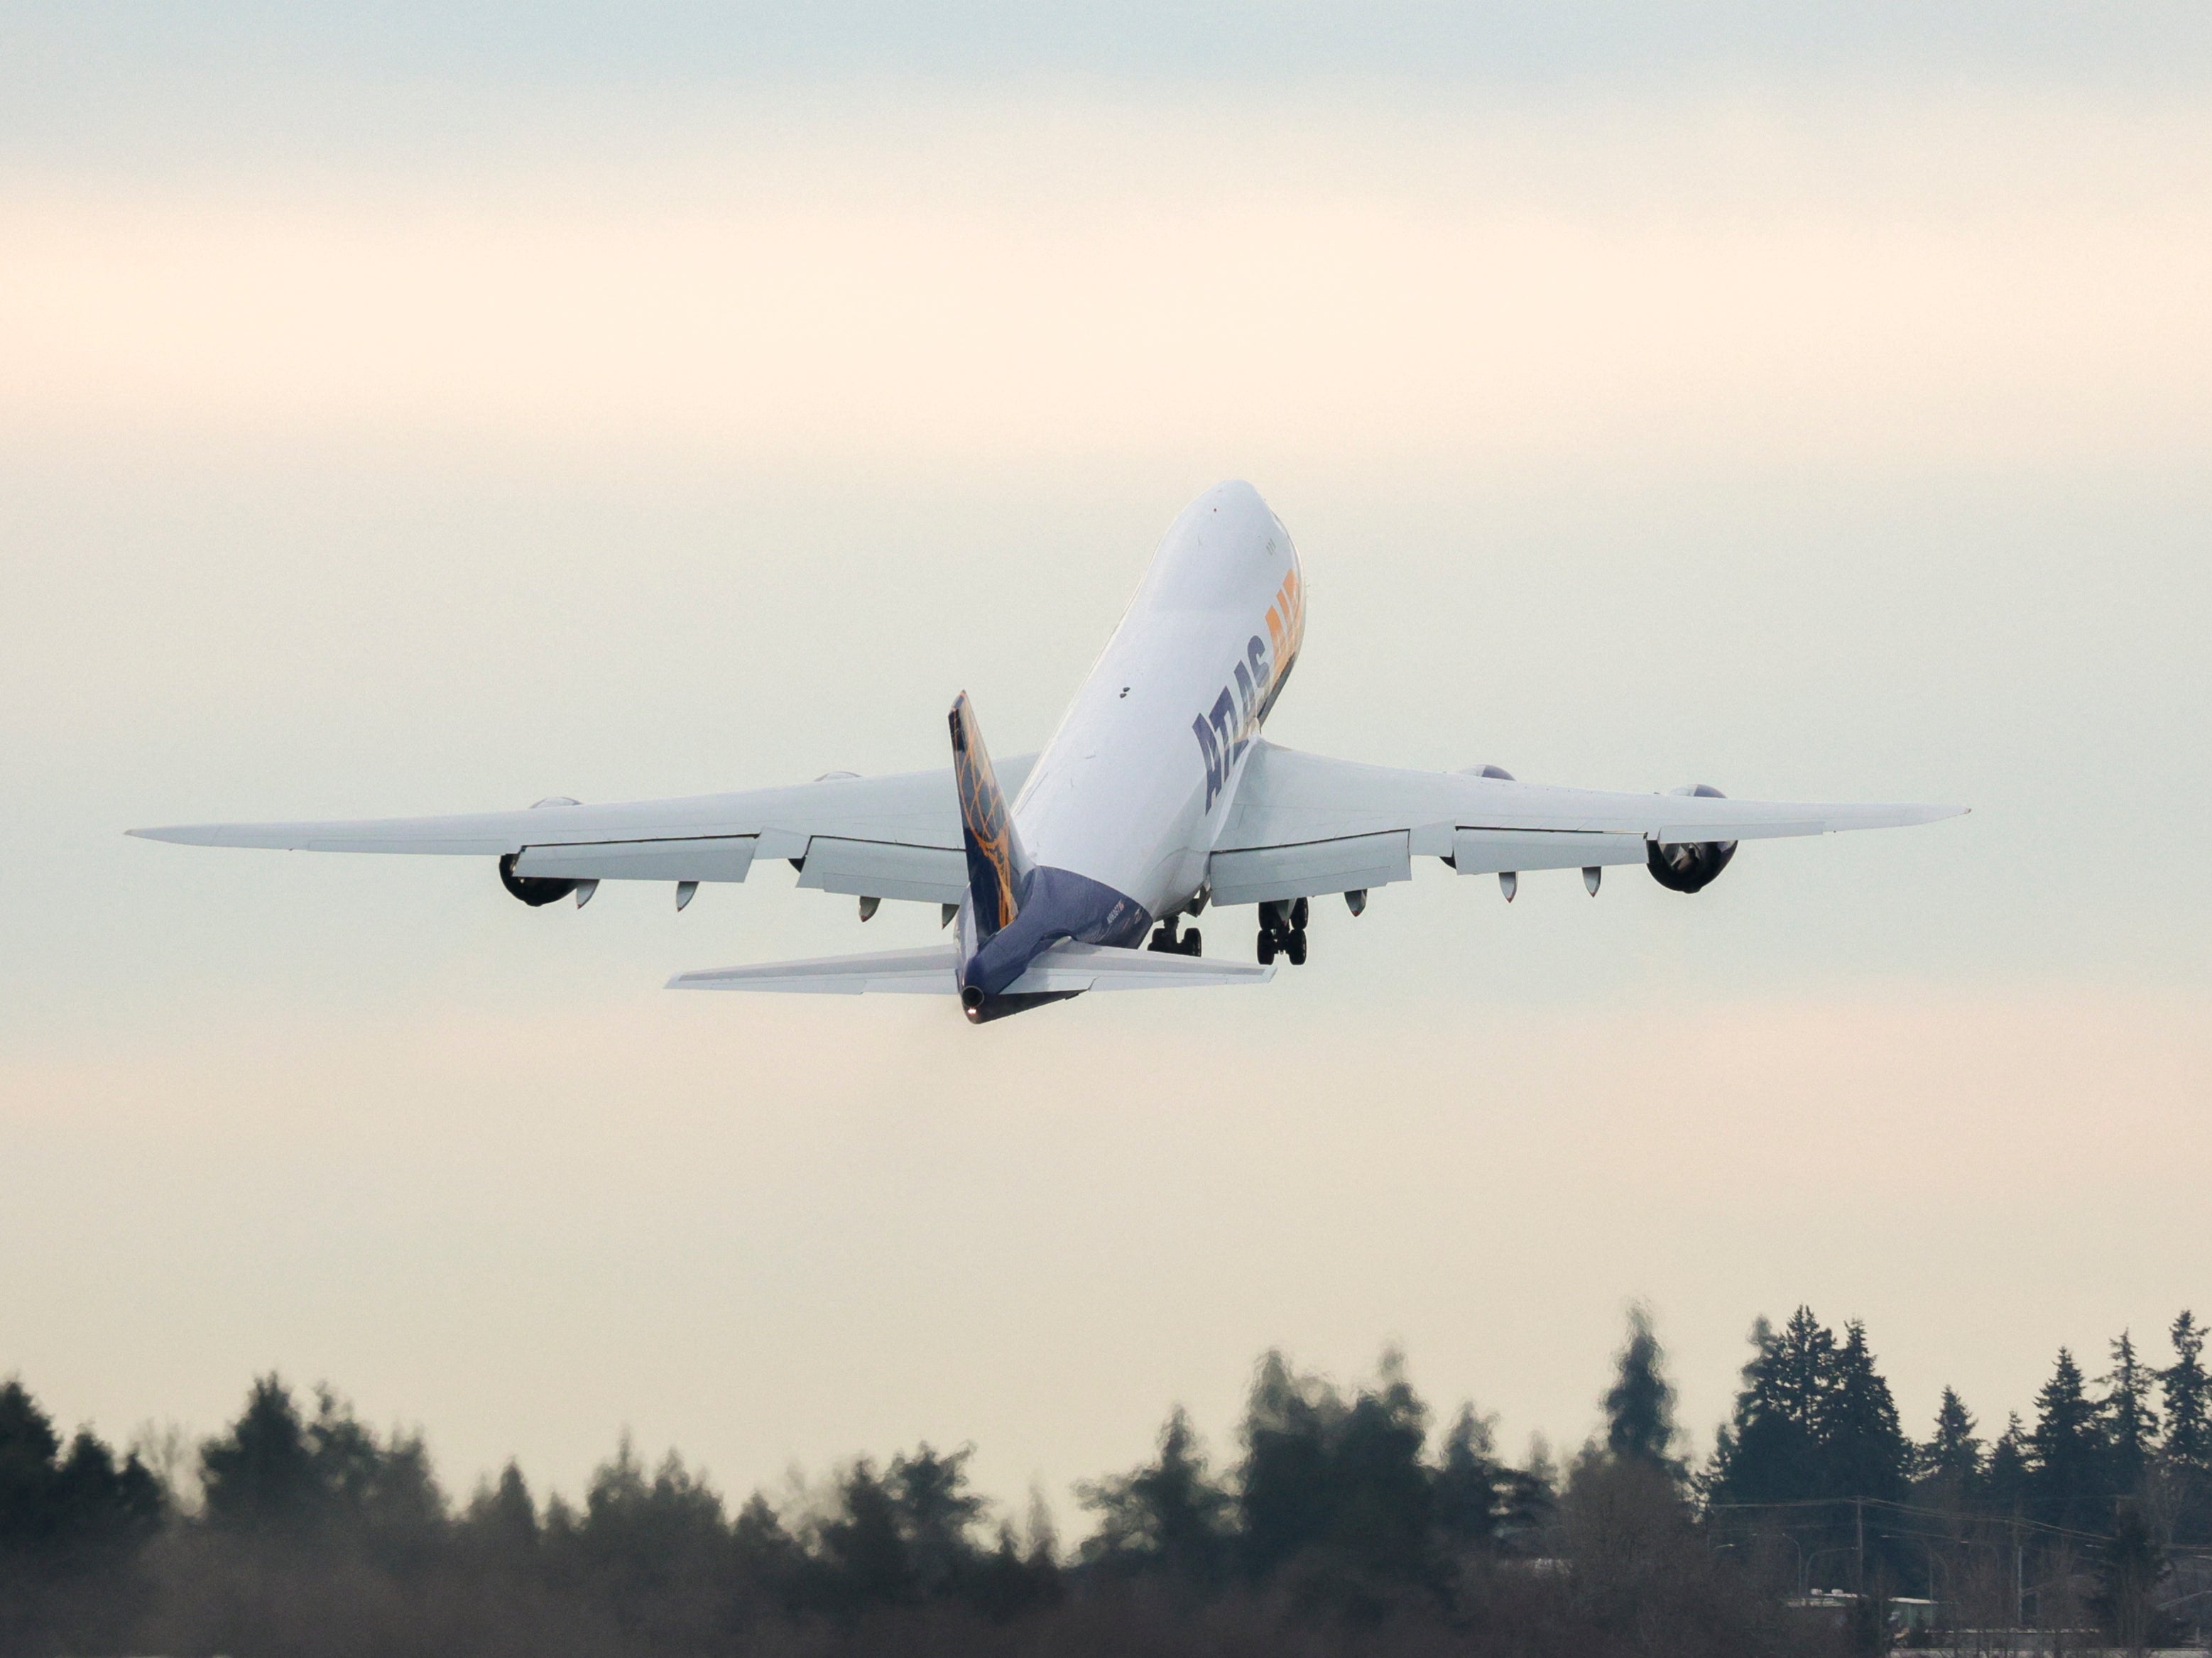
[1285,929,1307,966]
[1182,929,1203,956]
[1291,897,1309,930]
[1257,934,1277,965]
[1149,918,1181,953]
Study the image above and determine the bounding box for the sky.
[2,4,2209,1526]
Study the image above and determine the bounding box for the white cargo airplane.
[133,481,1963,1022]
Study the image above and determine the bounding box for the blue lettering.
[1208,689,1237,773]
[1192,714,1224,812]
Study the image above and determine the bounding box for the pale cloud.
[3,984,2203,1513]
[4,95,2208,474]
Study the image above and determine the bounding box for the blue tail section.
[948,692,1031,939]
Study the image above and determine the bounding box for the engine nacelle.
[498,851,579,907]
[1646,784,1738,893]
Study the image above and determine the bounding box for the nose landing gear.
[1257,898,1309,966]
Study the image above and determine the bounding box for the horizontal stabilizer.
[668,946,961,995]
[1003,942,1273,993]
[668,940,1273,996]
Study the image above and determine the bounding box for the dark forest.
[5,1306,2207,1657]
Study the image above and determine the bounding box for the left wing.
[129,758,1037,907]
[1209,740,1965,905]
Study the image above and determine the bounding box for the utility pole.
[1855,1498,1865,1594]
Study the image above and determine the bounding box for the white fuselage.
[1010,479,1305,922]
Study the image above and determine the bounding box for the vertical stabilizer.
[948,692,1031,937]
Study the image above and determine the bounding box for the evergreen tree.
[817,1458,913,1608]
[0,1380,163,1658]
[1077,1406,1233,1583]
[1432,1405,1502,1549]
[969,1517,1062,1621]
[2160,1311,2211,1475]
[2031,1348,2111,1530]
[2093,1498,2167,1652]
[0,1383,164,1573]
[200,1375,321,1536]
[730,1490,807,1604]
[1706,1311,1828,1506]
[48,1429,165,1569]
[1236,1351,1331,1578]
[1497,1435,1558,1550]
[1917,1387,1983,1500]
[889,1444,986,1597]
[1986,1414,2032,1517]
[200,1376,445,1559]
[2162,1311,2212,1544]
[0,1380,66,1556]
[1822,1321,1910,1504]
[569,1436,731,1634]
[1771,1307,1842,1436]
[2103,1331,2162,1500]
[459,1461,540,1569]
[1602,1304,1683,1478]
[1231,1350,1437,1583]
[1326,1357,1434,1578]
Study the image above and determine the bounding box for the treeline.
[1709,1309,2212,1533]
[1704,1307,2212,1645]
[4,1307,2203,1657]
[1,1309,1807,1658]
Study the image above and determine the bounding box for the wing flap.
[515,836,758,883]
[1449,829,1647,876]
[1208,831,1412,907]
[794,837,969,905]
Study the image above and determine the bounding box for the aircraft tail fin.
[948,692,1030,936]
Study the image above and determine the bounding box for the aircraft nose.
[1200,479,1268,518]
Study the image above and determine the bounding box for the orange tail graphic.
[948,692,1030,937]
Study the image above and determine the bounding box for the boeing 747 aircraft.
[133,481,1963,1022]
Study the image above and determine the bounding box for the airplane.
[131,481,1965,1023]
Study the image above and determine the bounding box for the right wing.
[129,757,1036,907]
[1209,740,1965,905]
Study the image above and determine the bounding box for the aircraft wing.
[1209,740,1966,905]
[668,940,1273,994]
[128,757,1035,906]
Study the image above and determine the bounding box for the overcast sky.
[3,3,2208,1525]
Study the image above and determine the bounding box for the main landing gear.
[1148,915,1203,956]
[1257,898,1309,966]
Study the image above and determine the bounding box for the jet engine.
[499,852,579,907]
[1646,784,1738,893]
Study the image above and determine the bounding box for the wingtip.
[126,823,237,846]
